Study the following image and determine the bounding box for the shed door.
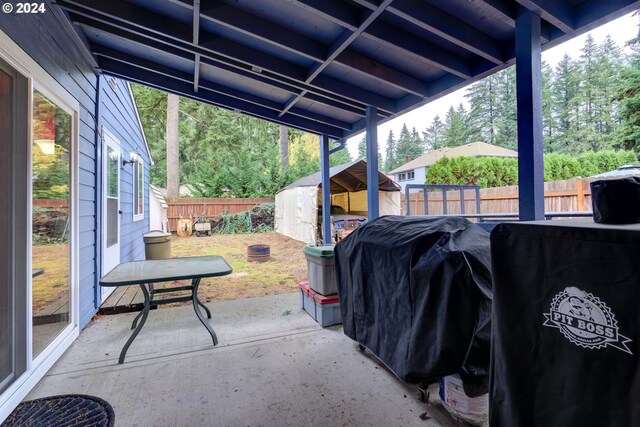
[102,129,120,288]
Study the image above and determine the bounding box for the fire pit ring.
[247,244,270,262]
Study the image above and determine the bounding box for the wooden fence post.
[576,179,586,211]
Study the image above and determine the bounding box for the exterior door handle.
[119,210,123,215]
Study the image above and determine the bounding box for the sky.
[345,12,639,159]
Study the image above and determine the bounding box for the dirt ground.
[170,232,308,302]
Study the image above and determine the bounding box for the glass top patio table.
[99,255,232,286]
[99,255,233,363]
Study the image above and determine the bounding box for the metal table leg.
[196,295,211,319]
[191,278,218,345]
[131,283,156,329]
[131,309,143,330]
[119,284,150,364]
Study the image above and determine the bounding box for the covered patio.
[2,0,640,424]
[27,293,459,426]
[45,0,640,235]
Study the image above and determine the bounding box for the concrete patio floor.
[28,293,469,426]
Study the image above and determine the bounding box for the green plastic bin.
[303,245,337,295]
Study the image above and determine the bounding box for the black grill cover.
[490,220,640,427]
[335,216,492,396]
[591,177,640,224]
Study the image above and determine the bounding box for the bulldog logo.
[543,286,632,354]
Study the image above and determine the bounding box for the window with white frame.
[407,170,415,180]
[133,157,144,220]
[398,172,406,181]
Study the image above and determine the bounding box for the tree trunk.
[279,125,289,174]
[166,93,180,198]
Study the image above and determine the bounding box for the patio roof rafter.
[73,12,376,121]
[357,0,505,64]
[192,0,201,93]
[58,0,398,117]
[515,0,575,34]
[188,0,429,97]
[288,0,475,79]
[279,0,396,117]
[479,0,555,42]
[100,57,347,138]
[50,0,640,140]
[92,45,353,133]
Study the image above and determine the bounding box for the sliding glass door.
[0,58,28,395]
[31,90,72,357]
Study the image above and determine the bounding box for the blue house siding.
[0,12,100,328]
[1,12,150,329]
[98,76,150,265]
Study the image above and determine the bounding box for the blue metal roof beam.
[365,21,473,79]
[279,0,396,117]
[93,47,353,132]
[574,0,640,31]
[334,51,427,97]
[200,1,329,61]
[58,0,397,114]
[73,11,374,119]
[100,58,346,139]
[192,0,200,93]
[196,1,428,96]
[479,0,554,42]
[366,0,506,64]
[515,0,574,34]
[290,0,474,78]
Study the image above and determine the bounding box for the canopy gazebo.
[275,160,401,244]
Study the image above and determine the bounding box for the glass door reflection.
[32,90,71,357]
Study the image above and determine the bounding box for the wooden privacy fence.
[166,197,273,232]
[401,178,593,216]
[33,199,69,209]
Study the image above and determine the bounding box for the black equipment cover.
[591,177,640,224]
[335,216,492,396]
[490,220,640,427]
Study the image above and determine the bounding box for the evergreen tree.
[551,54,582,153]
[357,134,384,170]
[494,67,517,150]
[593,35,623,139]
[615,31,640,151]
[576,34,602,151]
[466,73,500,145]
[422,115,445,151]
[357,136,367,160]
[541,61,556,149]
[329,145,353,167]
[411,126,424,154]
[442,105,471,147]
[384,130,397,171]
[395,123,423,163]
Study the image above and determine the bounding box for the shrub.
[425,150,637,187]
[426,156,518,188]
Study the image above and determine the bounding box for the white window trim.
[133,157,144,221]
[0,29,80,423]
[407,170,415,181]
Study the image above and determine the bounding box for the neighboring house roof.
[150,185,168,208]
[158,184,197,198]
[279,159,400,193]
[388,142,518,175]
